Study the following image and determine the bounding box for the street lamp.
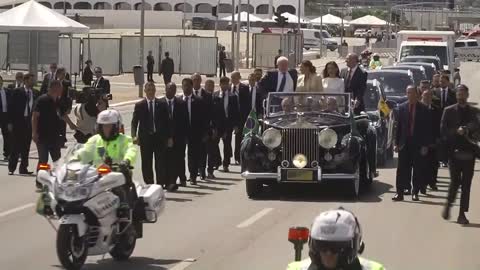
[139,0,145,98]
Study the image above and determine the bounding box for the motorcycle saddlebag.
[137,184,166,223]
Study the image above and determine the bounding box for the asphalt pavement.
[0,63,480,270]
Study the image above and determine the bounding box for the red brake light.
[288,227,310,242]
[97,164,112,175]
[37,163,51,171]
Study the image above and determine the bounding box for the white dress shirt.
[183,94,192,124]
[194,87,203,97]
[276,71,294,92]
[24,88,33,117]
[250,84,257,111]
[223,91,229,118]
[0,88,7,113]
[146,97,156,132]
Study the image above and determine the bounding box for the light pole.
[183,0,187,35]
[236,0,241,70]
[231,0,235,69]
[246,0,250,69]
[297,0,301,32]
[214,0,220,37]
[139,0,145,98]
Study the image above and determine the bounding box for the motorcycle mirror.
[288,227,309,262]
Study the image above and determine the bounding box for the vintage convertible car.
[240,93,377,199]
[364,79,395,166]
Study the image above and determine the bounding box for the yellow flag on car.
[378,97,391,116]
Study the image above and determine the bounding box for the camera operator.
[72,87,105,143]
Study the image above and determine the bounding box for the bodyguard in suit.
[441,85,480,225]
[8,73,38,175]
[160,52,175,85]
[340,53,368,115]
[248,73,263,114]
[204,79,221,178]
[8,72,23,89]
[40,63,57,95]
[258,56,298,95]
[420,87,442,192]
[162,83,189,190]
[132,82,168,186]
[434,74,456,111]
[92,67,111,94]
[181,78,208,185]
[192,73,213,179]
[214,77,240,172]
[231,71,250,164]
[392,85,432,202]
[0,76,10,160]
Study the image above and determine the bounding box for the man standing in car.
[341,53,367,115]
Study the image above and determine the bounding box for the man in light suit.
[340,53,368,115]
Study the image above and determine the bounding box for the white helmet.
[96,109,121,141]
[308,208,364,268]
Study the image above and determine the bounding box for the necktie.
[195,90,199,96]
[233,86,237,95]
[149,100,155,132]
[186,96,191,124]
[408,103,415,136]
[278,72,287,92]
[168,100,173,119]
[224,91,229,118]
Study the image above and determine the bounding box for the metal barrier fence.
[83,38,121,75]
[121,36,160,73]
[252,33,303,69]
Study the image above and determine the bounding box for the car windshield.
[400,47,445,69]
[368,72,413,96]
[397,62,435,80]
[266,92,351,117]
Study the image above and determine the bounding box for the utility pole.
[214,0,220,37]
[183,0,187,35]
[246,0,250,69]
[139,0,145,98]
[236,0,242,70]
[297,0,301,32]
[231,0,235,70]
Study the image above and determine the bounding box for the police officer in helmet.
[287,208,385,270]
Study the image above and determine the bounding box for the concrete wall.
[73,10,183,29]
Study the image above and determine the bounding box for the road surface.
[0,63,479,270]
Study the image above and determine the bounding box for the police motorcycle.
[36,144,166,270]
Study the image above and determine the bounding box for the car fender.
[59,214,88,237]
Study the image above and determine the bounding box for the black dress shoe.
[179,181,187,187]
[200,174,206,180]
[442,206,451,220]
[412,194,420,201]
[190,178,197,185]
[457,213,470,225]
[167,184,179,192]
[19,170,33,175]
[429,184,438,191]
[223,166,229,173]
[420,188,427,195]
[8,171,13,175]
[392,194,404,201]
[207,173,216,179]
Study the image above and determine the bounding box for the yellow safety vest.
[369,60,383,70]
[286,257,385,270]
[75,134,137,167]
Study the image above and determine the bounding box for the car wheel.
[347,162,361,199]
[246,179,262,199]
[329,47,336,51]
[360,152,373,188]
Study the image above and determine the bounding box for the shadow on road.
[254,180,394,203]
[166,197,193,202]
[463,223,480,229]
[77,257,182,270]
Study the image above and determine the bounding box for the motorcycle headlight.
[318,128,338,149]
[262,128,282,149]
[55,182,92,201]
[65,169,78,181]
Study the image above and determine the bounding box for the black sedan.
[395,62,437,82]
[381,65,427,86]
[367,69,415,104]
[400,55,442,71]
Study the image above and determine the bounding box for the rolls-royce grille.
[281,128,319,168]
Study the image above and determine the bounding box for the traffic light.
[212,6,217,17]
[274,12,288,28]
[448,0,454,9]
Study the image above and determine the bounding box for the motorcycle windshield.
[55,144,98,184]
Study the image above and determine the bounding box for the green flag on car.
[243,109,260,136]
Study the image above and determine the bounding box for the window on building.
[38,1,52,8]
[277,5,295,15]
[218,3,232,13]
[195,3,212,13]
[134,2,152,10]
[94,2,112,9]
[114,2,131,10]
[153,3,171,11]
[256,4,272,14]
[53,2,71,10]
[236,4,254,13]
[175,3,193,12]
[74,2,92,9]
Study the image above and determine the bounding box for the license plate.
[287,170,314,181]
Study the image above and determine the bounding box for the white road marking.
[169,258,197,270]
[0,203,35,218]
[236,208,274,228]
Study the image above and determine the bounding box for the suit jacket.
[160,58,174,76]
[92,77,111,94]
[40,72,57,95]
[258,69,298,95]
[213,90,240,136]
[248,84,264,117]
[441,104,480,156]
[234,83,251,124]
[394,101,432,149]
[8,87,39,126]
[194,88,214,127]
[131,98,168,146]
[340,65,367,104]
[160,96,189,145]
[0,87,10,121]
[425,103,442,143]
[181,94,208,141]
[433,87,456,110]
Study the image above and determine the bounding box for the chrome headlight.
[293,154,308,169]
[55,181,92,201]
[318,128,338,149]
[262,128,282,149]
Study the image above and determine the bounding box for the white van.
[455,39,480,61]
[301,29,338,51]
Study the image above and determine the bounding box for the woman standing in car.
[296,60,323,92]
[322,61,344,93]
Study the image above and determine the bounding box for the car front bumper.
[241,167,357,183]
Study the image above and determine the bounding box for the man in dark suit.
[0,76,10,161]
[204,79,221,178]
[56,68,73,148]
[340,53,368,115]
[181,78,208,185]
[420,87,442,192]
[248,72,263,114]
[231,71,250,164]
[218,46,227,77]
[392,85,432,202]
[160,52,174,85]
[92,67,111,94]
[192,73,213,179]
[40,63,57,95]
[8,73,38,175]
[131,82,168,186]
[214,76,240,173]
[8,72,23,89]
[146,51,155,82]
[258,56,298,95]
[434,74,456,111]
[441,84,480,225]
[161,82,189,190]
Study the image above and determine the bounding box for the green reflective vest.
[286,257,385,270]
[369,60,383,70]
[75,134,137,167]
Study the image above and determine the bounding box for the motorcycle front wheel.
[56,224,88,270]
[109,224,137,261]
